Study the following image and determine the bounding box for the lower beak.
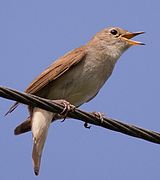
[121,32,145,45]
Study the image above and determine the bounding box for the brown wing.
[6,46,86,115]
[25,46,86,94]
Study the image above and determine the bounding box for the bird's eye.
[110,29,118,36]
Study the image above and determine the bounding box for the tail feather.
[14,113,62,136]
[32,138,43,175]
[31,107,54,175]
[14,117,31,135]
[5,102,19,116]
[32,145,40,176]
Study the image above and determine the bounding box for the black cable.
[0,86,160,144]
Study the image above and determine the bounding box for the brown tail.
[14,114,61,136]
[32,122,51,176]
[31,107,53,175]
[32,140,42,176]
[14,117,31,135]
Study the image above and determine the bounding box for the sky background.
[0,0,160,179]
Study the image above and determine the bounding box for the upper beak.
[121,31,145,45]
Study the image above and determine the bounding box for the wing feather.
[25,46,86,94]
[6,46,86,115]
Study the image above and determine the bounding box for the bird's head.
[88,27,145,59]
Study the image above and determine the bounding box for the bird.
[7,27,145,175]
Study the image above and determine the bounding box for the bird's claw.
[55,99,75,121]
[91,111,105,124]
[83,112,105,129]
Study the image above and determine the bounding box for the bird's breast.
[46,55,116,107]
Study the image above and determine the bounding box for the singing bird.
[7,27,144,175]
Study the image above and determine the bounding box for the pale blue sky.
[0,0,160,179]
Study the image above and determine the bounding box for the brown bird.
[7,27,144,175]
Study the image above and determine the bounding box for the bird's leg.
[54,99,75,122]
[84,112,105,129]
[91,111,105,124]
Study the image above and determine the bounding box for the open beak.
[121,31,145,45]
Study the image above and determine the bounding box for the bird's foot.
[83,112,105,129]
[55,99,75,121]
[91,111,105,124]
